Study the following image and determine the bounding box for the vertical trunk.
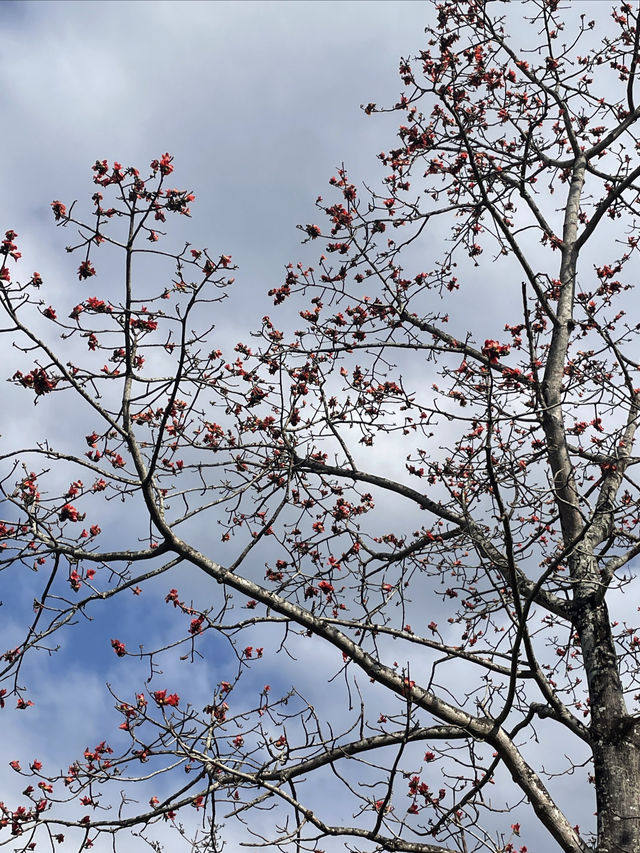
[545,156,640,851]
[572,576,640,852]
[593,736,640,853]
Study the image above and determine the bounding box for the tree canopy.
[2,2,640,852]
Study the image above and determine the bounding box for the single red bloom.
[111,639,126,657]
[78,261,96,280]
[51,200,67,221]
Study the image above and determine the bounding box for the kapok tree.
[2,2,640,852]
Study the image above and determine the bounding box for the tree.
[2,1,640,851]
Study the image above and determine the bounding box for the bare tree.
[2,2,640,852]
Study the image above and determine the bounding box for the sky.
[0,2,624,852]
[0,3,442,851]
[1,0,427,290]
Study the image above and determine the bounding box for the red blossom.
[111,639,126,657]
[150,153,174,176]
[51,201,67,220]
[153,690,180,707]
[165,588,181,606]
[84,296,111,313]
[59,504,83,522]
[78,260,96,280]
[14,368,58,396]
[189,616,204,635]
[481,339,510,364]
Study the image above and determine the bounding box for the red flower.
[165,588,181,606]
[151,153,174,176]
[78,261,96,280]
[189,616,204,635]
[43,306,56,320]
[59,503,82,522]
[84,296,110,312]
[111,639,126,657]
[481,339,510,364]
[15,368,58,396]
[51,200,67,221]
[153,690,180,707]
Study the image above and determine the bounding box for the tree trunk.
[573,573,640,852]
[594,735,640,853]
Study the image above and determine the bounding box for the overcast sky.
[1,1,428,291]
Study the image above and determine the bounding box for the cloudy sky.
[1,1,428,293]
[0,2,441,851]
[0,2,614,852]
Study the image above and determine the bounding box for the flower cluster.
[481,339,510,364]
[14,368,58,396]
